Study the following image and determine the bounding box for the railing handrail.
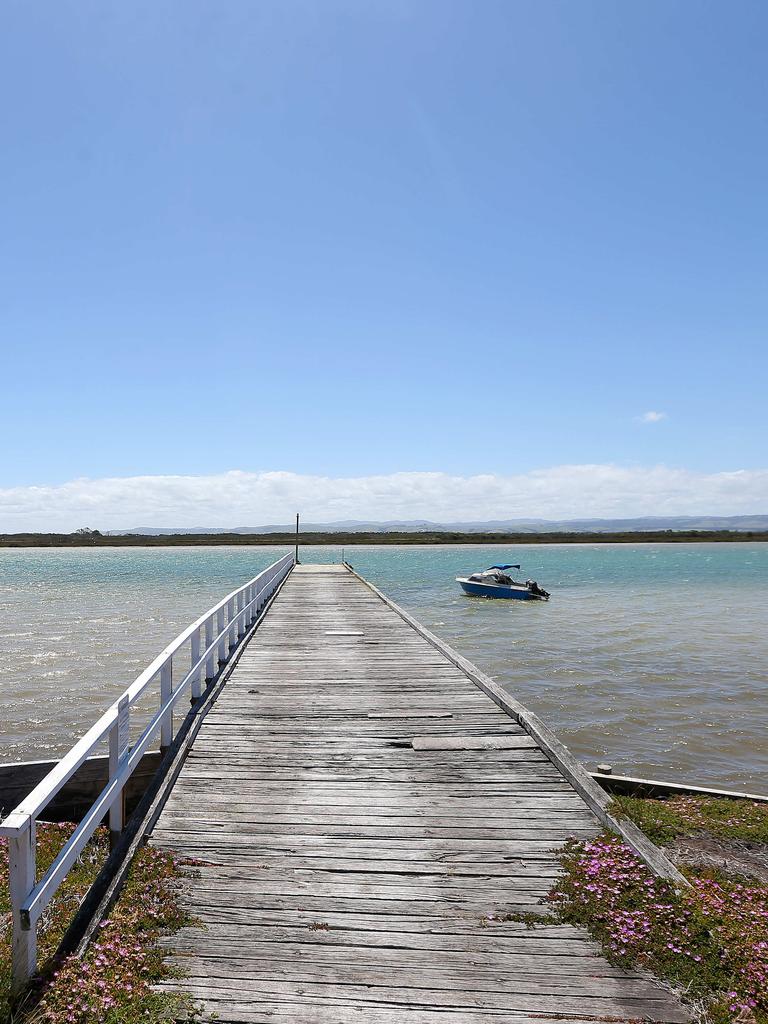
[1,553,294,995]
[0,554,292,831]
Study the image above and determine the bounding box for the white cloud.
[0,465,766,532]
[638,411,668,423]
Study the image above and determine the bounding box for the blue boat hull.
[458,579,540,600]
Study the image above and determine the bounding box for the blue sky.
[1,1,766,527]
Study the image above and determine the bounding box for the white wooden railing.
[0,553,294,994]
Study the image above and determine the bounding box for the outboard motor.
[526,579,550,600]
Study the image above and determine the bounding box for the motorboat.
[456,564,550,601]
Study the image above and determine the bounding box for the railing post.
[205,615,215,681]
[236,591,245,639]
[217,607,226,665]
[227,597,236,653]
[8,817,36,996]
[160,659,173,751]
[108,695,130,849]
[190,628,201,701]
[246,583,254,626]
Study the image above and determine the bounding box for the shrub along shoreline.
[2,529,768,547]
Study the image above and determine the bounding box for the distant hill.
[108,515,768,536]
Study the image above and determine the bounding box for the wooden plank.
[159,957,674,999]
[151,832,579,854]
[413,736,534,751]
[367,712,453,719]
[155,978,689,1021]
[162,920,610,953]
[183,862,565,881]
[160,914,588,942]
[160,806,595,825]
[159,936,631,970]
[161,788,584,806]
[149,994,646,1024]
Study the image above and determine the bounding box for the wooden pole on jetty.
[294,513,300,564]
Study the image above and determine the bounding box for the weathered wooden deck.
[152,564,687,1023]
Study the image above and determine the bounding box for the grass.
[1,823,197,1024]
[548,795,768,1024]
[610,793,768,845]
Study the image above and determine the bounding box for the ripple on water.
[1,543,767,791]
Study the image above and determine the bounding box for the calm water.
[1,544,766,792]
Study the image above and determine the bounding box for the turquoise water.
[1,544,766,792]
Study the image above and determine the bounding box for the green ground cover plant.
[611,794,768,845]
[549,795,768,1024]
[1,823,195,1024]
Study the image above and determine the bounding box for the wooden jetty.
[1,557,691,1020]
[149,564,688,1023]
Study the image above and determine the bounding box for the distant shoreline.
[1,530,767,547]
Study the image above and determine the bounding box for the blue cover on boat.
[489,564,520,570]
